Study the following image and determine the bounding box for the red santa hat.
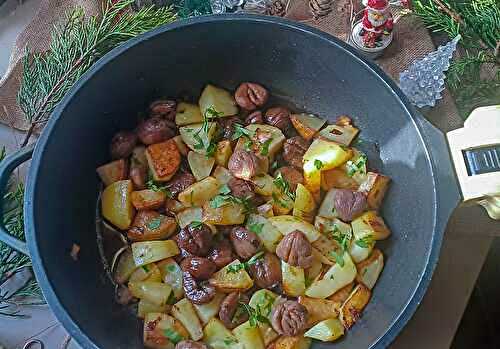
[367,0,389,10]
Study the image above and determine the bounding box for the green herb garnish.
[142,265,149,272]
[193,132,205,150]
[260,138,273,156]
[146,179,173,198]
[206,141,217,158]
[314,159,323,170]
[239,302,270,327]
[270,160,279,172]
[166,291,177,305]
[147,217,162,230]
[166,264,177,273]
[209,193,255,214]
[272,192,289,208]
[355,235,374,248]
[243,139,253,151]
[219,184,232,195]
[232,123,252,140]
[227,251,265,273]
[163,328,183,344]
[346,153,367,177]
[329,250,345,267]
[189,221,204,229]
[223,338,238,346]
[248,223,264,235]
[273,172,296,201]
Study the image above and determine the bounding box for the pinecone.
[268,0,287,17]
[309,0,333,18]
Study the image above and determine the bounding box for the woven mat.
[0,0,462,135]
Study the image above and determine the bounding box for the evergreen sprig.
[0,148,45,318]
[17,0,177,146]
[412,0,500,119]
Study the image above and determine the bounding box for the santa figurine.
[360,0,394,48]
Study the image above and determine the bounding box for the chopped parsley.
[270,160,279,172]
[329,250,345,267]
[346,153,368,177]
[227,251,265,273]
[239,302,270,327]
[232,123,252,140]
[305,276,313,288]
[273,172,296,201]
[260,138,273,156]
[355,235,374,248]
[314,159,323,170]
[193,132,205,150]
[146,179,173,198]
[147,217,162,230]
[166,291,177,305]
[189,221,204,229]
[272,192,289,208]
[248,223,264,235]
[219,184,231,195]
[163,328,183,344]
[142,265,149,272]
[243,139,253,151]
[209,193,255,214]
[223,338,238,346]
[206,141,217,158]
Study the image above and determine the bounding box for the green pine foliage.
[413,0,500,119]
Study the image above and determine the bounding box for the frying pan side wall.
[26,16,447,349]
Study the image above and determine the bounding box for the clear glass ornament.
[399,35,460,108]
[238,0,270,14]
[210,0,245,13]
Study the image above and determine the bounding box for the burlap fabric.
[0,0,461,135]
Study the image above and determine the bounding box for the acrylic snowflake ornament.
[399,35,461,108]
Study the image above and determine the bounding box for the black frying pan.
[0,15,498,349]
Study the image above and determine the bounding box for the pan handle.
[0,144,35,255]
[446,106,500,220]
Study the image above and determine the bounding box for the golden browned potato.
[356,249,384,289]
[321,168,359,191]
[179,122,218,155]
[290,113,326,140]
[297,296,341,327]
[127,211,177,242]
[267,335,311,349]
[143,312,189,349]
[303,318,344,342]
[137,299,169,319]
[171,298,204,341]
[146,139,181,182]
[178,176,220,207]
[293,184,316,223]
[157,258,184,299]
[203,201,246,225]
[193,292,225,325]
[209,260,254,292]
[327,282,354,304]
[213,166,234,185]
[175,102,203,126]
[199,84,238,117]
[129,262,162,283]
[188,151,215,181]
[113,248,137,284]
[303,138,352,196]
[132,240,180,266]
[131,189,167,210]
[358,172,391,210]
[96,159,128,186]
[215,140,233,168]
[281,261,306,297]
[339,284,371,329]
[165,198,186,214]
[128,281,172,306]
[233,321,265,349]
[101,180,135,230]
[351,211,391,240]
[317,124,359,146]
[203,318,243,349]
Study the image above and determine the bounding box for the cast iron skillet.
[0,15,464,348]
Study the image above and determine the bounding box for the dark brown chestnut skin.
[167,172,196,197]
[136,117,176,145]
[180,257,216,281]
[248,252,282,289]
[149,99,176,121]
[332,188,368,221]
[219,292,250,329]
[274,166,304,192]
[182,271,216,305]
[227,177,256,201]
[110,131,137,159]
[283,136,310,169]
[175,223,213,257]
[271,299,308,336]
[207,239,234,269]
[230,227,262,260]
[228,149,263,180]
